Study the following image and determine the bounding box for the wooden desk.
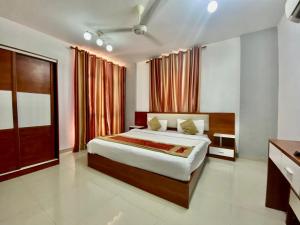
[266,139,300,225]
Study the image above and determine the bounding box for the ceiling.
[0,0,285,63]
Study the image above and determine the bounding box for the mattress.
[87,129,211,181]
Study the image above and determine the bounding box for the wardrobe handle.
[285,167,294,176]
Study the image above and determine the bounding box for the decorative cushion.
[180,119,198,135]
[148,117,161,131]
[147,118,168,131]
[177,119,205,135]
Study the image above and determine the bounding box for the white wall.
[201,38,241,148]
[136,61,150,112]
[277,17,300,140]
[125,63,137,130]
[240,27,279,160]
[0,17,74,150]
[200,38,240,114]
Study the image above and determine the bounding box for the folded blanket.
[97,135,193,158]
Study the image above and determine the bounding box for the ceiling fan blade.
[100,27,132,34]
[140,0,162,25]
[144,33,162,46]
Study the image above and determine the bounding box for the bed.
[87,113,211,208]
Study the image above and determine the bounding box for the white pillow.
[177,119,205,135]
[147,118,168,132]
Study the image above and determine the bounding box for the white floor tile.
[82,196,158,225]
[0,206,54,225]
[158,191,232,225]
[231,205,285,225]
[0,151,286,225]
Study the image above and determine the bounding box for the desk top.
[270,139,300,166]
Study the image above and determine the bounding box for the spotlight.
[207,1,218,13]
[106,44,113,52]
[83,31,92,40]
[96,38,104,46]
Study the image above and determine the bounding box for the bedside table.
[208,133,236,161]
[129,125,145,130]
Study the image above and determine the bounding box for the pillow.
[180,119,198,135]
[147,118,168,132]
[148,117,161,131]
[177,119,205,135]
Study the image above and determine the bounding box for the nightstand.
[129,125,145,130]
[208,133,236,161]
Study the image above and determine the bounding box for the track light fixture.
[83,31,113,52]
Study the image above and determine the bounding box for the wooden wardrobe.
[0,47,59,181]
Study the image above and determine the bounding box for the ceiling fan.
[98,0,163,46]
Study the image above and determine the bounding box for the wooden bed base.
[88,153,205,208]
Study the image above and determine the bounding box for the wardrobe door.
[16,54,55,167]
[0,49,19,173]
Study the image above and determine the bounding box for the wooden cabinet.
[266,139,300,225]
[0,48,59,181]
[208,133,236,161]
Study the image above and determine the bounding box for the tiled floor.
[0,151,286,225]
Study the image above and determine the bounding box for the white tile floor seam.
[0,150,286,225]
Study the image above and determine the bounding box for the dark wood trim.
[11,52,21,169]
[286,205,300,225]
[0,159,59,182]
[88,153,205,208]
[188,161,203,200]
[52,63,60,159]
[135,111,148,127]
[265,159,290,211]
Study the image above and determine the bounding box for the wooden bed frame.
[88,152,205,208]
[88,112,235,208]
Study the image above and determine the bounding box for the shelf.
[213,133,235,139]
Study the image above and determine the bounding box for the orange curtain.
[74,48,126,151]
[149,47,200,113]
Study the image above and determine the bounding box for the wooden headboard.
[134,111,235,144]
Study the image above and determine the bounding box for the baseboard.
[0,159,59,182]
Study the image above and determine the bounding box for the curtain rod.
[145,45,207,63]
[70,46,126,67]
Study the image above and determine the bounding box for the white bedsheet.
[87,129,211,181]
